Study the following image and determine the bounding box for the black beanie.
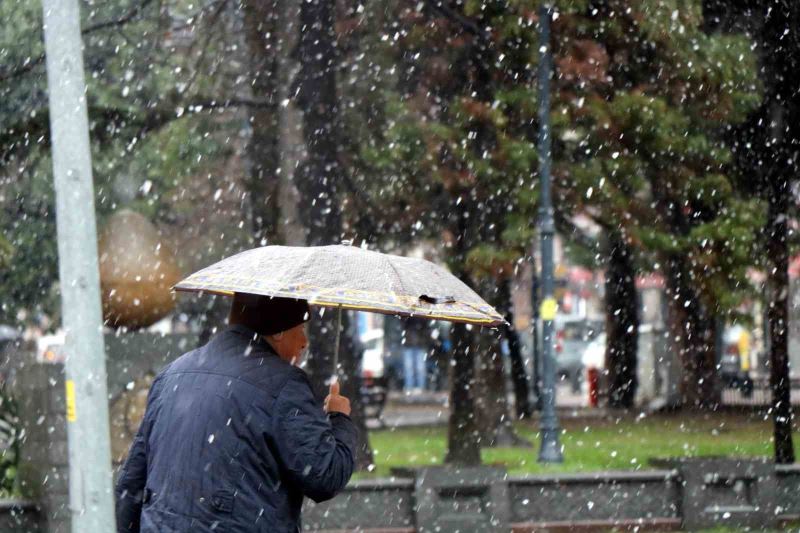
[230,293,310,336]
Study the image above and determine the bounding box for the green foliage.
[93,116,226,223]
[0,1,45,129]
[342,0,764,323]
[0,235,13,269]
[345,1,544,279]
[466,244,521,281]
[0,387,20,497]
[554,0,763,314]
[0,154,61,325]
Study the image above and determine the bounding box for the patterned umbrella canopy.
[172,244,504,327]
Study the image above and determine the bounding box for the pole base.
[538,428,563,463]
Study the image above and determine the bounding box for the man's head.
[228,293,310,365]
[263,322,308,366]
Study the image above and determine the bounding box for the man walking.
[115,293,357,532]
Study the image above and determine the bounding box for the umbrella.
[172,244,505,378]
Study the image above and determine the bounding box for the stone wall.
[303,461,800,532]
[3,461,800,532]
[777,464,800,518]
[12,361,70,533]
[302,478,415,531]
[302,468,682,532]
[508,470,680,525]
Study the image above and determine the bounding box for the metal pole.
[332,304,342,383]
[536,2,563,463]
[530,241,542,410]
[42,0,116,530]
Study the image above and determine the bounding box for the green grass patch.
[356,411,791,479]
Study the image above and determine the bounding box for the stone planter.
[391,466,511,533]
[650,456,779,529]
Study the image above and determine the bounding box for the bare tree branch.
[0,0,156,82]
[83,0,155,33]
[181,0,231,96]
[168,0,228,32]
[0,56,45,82]
[0,95,271,162]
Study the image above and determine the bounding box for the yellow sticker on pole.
[65,380,76,422]
[540,297,558,321]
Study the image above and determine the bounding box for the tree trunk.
[294,0,373,469]
[651,175,719,410]
[465,14,528,448]
[501,277,533,419]
[275,0,306,246]
[475,278,532,447]
[766,105,794,464]
[445,321,482,465]
[476,328,532,447]
[604,231,639,408]
[664,255,719,409]
[506,323,532,419]
[445,204,481,465]
[242,0,281,245]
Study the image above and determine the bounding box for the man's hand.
[323,380,351,416]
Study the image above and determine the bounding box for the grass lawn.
[356,410,794,479]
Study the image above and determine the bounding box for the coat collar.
[226,323,276,355]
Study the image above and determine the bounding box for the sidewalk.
[367,384,612,430]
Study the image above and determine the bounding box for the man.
[115,293,357,532]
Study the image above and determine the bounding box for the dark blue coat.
[115,323,358,533]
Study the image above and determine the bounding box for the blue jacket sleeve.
[114,375,163,533]
[115,429,147,533]
[272,368,358,503]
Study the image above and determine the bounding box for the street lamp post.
[42,0,116,529]
[530,242,542,410]
[536,2,563,463]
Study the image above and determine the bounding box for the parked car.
[359,329,389,419]
[554,316,604,392]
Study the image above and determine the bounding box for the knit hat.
[229,293,310,336]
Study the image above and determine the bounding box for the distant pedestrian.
[115,293,357,533]
[402,317,430,393]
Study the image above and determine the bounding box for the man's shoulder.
[158,329,296,397]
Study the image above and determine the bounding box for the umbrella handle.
[332,304,342,385]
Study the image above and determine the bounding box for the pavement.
[366,383,605,430]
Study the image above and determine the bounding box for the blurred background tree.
[552,0,762,408]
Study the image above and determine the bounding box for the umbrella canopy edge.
[171,286,505,327]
